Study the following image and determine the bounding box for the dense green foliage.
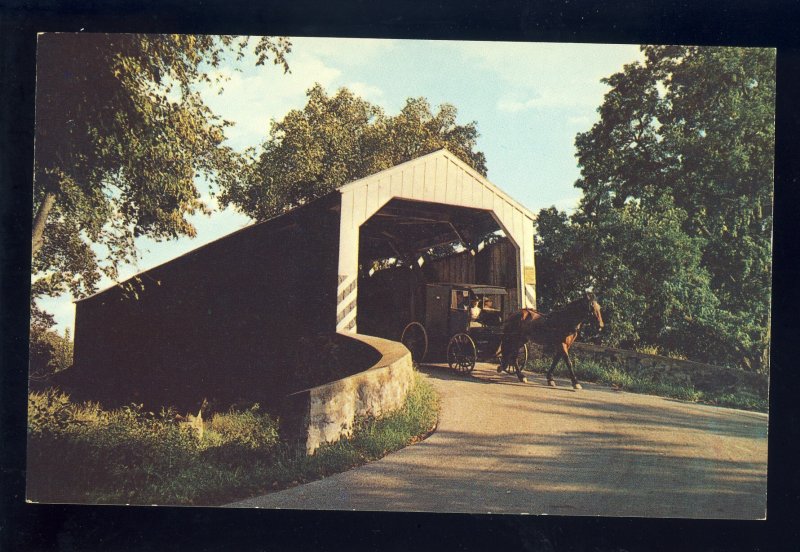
[28,324,73,382]
[27,374,439,505]
[221,84,487,221]
[535,46,774,371]
[32,34,290,305]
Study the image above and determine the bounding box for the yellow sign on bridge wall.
[524,266,536,285]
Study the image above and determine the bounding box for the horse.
[499,292,604,389]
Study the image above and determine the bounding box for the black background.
[3,1,799,550]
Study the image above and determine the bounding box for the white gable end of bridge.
[335,149,537,333]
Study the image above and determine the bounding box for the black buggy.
[399,283,528,374]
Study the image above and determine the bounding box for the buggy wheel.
[447,333,477,374]
[505,343,529,373]
[401,322,428,365]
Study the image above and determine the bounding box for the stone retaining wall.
[280,333,414,454]
[570,343,769,398]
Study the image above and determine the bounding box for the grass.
[524,356,768,413]
[27,372,439,506]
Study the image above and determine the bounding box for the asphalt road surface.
[229,363,768,519]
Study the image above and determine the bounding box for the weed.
[26,373,440,506]
[524,355,766,412]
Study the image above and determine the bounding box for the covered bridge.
[69,149,537,410]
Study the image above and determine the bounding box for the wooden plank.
[424,158,437,201]
[390,171,402,198]
[494,193,504,232]
[378,176,391,209]
[483,181,493,211]
[513,209,523,248]
[413,163,425,199]
[401,167,412,198]
[366,180,380,219]
[434,157,447,203]
[340,190,354,230]
[471,177,483,209]
[354,184,369,226]
[445,160,457,204]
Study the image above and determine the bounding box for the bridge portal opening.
[356,198,519,340]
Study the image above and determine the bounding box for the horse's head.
[585,291,604,329]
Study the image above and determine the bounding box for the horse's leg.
[546,350,561,387]
[498,332,512,373]
[514,337,528,383]
[563,347,581,390]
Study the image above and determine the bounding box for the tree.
[533,207,589,313]
[32,34,291,304]
[222,84,487,221]
[564,45,775,371]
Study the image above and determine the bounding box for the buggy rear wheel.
[447,333,477,374]
[401,322,428,365]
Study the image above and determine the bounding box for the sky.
[38,37,643,333]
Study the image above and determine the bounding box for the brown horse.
[500,292,604,389]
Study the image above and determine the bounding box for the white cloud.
[197,37,405,151]
[201,50,342,150]
[448,41,643,113]
[347,81,385,106]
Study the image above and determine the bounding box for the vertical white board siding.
[467,175,478,205]
[366,181,380,219]
[448,165,458,206]
[355,184,369,225]
[457,170,467,205]
[471,178,483,210]
[378,177,392,207]
[434,157,447,203]
[493,193,504,227]
[338,192,360,275]
[513,209,524,245]
[445,160,457,204]
[502,201,512,234]
[523,217,535,267]
[341,190,354,231]
[412,163,424,198]
[399,168,409,197]
[423,159,436,201]
[390,172,402,197]
[482,183,493,211]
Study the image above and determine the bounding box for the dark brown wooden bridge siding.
[72,195,341,411]
[356,239,518,340]
[427,239,518,304]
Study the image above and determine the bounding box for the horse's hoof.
[518,376,528,383]
[497,365,504,374]
[547,380,557,387]
[573,383,582,390]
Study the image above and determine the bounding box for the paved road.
[229,363,768,518]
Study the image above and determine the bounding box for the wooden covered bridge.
[69,149,537,410]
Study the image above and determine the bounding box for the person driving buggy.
[469,298,483,327]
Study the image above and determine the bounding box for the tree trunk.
[31,191,56,259]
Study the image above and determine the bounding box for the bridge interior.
[357,198,515,340]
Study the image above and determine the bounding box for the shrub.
[29,326,73,382]
[207,405,279,450]
[523,353,765,412]
[26,373,441,505]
